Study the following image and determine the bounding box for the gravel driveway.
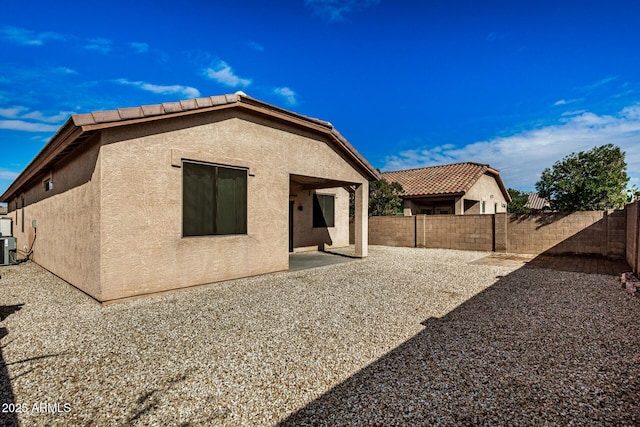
[0,246,638,426]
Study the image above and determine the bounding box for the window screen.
[183,161,247,236]
[313,194,335,228]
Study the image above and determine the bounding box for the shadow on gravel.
[1,304,24,427]
[279,264,640,426]
[524,254,630,276]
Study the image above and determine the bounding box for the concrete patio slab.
[288,251,356,272]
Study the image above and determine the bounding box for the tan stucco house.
[0,94,379,303]
[382,162,510,215]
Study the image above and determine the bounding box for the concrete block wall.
[416,214,494,251]
[368,216,415,247]
[507,211,625,258]
[367,210,627,259]
[607,210,627,259]
[625,201,639,272]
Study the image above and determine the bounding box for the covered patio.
[289,174,368,258]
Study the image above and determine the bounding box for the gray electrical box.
[0,237,17,266]
[0,218,11,237]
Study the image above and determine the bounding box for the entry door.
[289,201,294,252]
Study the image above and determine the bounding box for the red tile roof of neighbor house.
[1,93,380,202]
[382,162,511,201]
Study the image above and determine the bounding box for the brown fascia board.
[1,95,379,201]
[0,118,82,202]
[403,192,466,199]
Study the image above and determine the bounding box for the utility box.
[0,237,17,266]
[0,218,11,237]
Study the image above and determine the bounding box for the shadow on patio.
[279,257,640,426]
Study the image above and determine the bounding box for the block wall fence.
[361,208,635,262]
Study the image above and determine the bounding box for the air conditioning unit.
[0,237,17,266]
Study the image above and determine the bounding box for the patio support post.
[354,181,369,258]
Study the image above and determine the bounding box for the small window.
[182,161,247,237]
[44,179,53,192]
[494,203,498,213]
[313,194,335,228]
[482,201,486,213]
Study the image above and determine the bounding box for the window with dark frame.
[44,179,53,192]
[313,193,335,228]
[182,161,247,237]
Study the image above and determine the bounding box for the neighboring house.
[0,93,379,303]
[382,162,511,215]
[525,192,551,211]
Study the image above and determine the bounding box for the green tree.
[369,178,404,216]
[535,144,629,211]
[507,188,530,213]
[627,185,640,203]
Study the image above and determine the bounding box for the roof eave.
[402,192,466,199]
[0,118,81,202]
[1,94,379,201]
[484,168,511,203]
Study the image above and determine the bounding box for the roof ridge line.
[382,161,489,174]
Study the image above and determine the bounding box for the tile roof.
[525,192,551,210]
[70,94,333,127]
[381,162,498,197]
[1,93,379,202]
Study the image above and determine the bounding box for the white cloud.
[583,76,619,91]
[84,38,112,54]
[0,106,72,123]
[0,26,65,46]
[245,41,265,52]
[129,42,149,53]
[553,98,581,106]
[0,120,59,132]
[383,104,640,191]
[116,78,200,98]
[0,106,28,118]
[305,0,380,22]
[273,87,298,105]
[486,32,505,42]
[54,66,78,75]
[22,110,73,123]
[0,168,19,180]
[203,60,252,88]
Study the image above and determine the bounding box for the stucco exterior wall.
[8,138,102,300]
[400,173,507,216]
[98,111,367,301]
[290,184,350,251]
[464,173,508,213]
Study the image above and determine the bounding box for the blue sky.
[1,0,640,198]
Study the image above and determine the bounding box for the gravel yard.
[1,246,639,426]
